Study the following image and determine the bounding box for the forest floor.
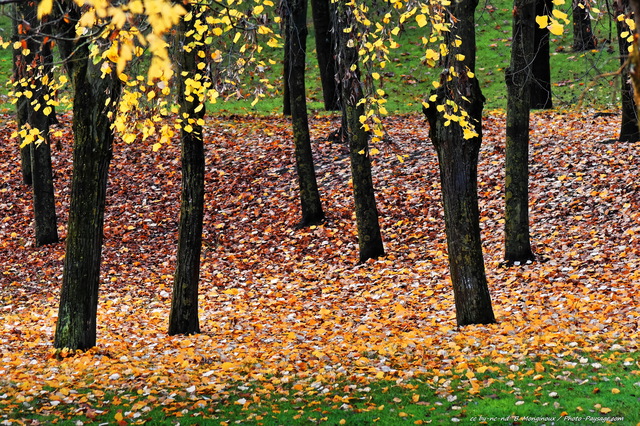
[0,110,639,424]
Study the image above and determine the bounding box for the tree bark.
[15,1,58,246]
[530,0,553,109]
[12,4,31,186]
[504,0,536,263]
[616,0,639,142]
[285,0,325,227]
[310,0,339,111]
[629,0,640,119]
[423,0,496,326]
[169,7,206,336]
[334,2,384,263]
[283,10,292,116]
[54,12,121,349]
[572,0,597,51]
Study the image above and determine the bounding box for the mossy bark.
[54,36,121,350]
[423,0,495,326]
[504,0,536,263]
[169,8,206,336]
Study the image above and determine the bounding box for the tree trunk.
[572,0,597,51]
[15,1,58,246]
[423,0,496,326]
[54,32,121,350]
[283,10,292,116]
[504,0,536,263]
[12,4,31,186]
[310,0,339,111]
[530,0,553,109]
[629,0,640,120]
[285,0,325,227]
[334,2,384,263]
[616,0,639,142]
[169,7,206,336]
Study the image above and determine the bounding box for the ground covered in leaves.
[0,110,639,424]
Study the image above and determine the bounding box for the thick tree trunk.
[423,0,496,326]
[530,0,553,109]
[334,3,384,263]
[310,0,339,111]
[169,8,206,336]
[572,0,597,51]
[54,38,121,350]
[285,0,325,227]
[616,0,639,142]
[504,0,536,263]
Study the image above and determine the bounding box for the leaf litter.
[0,110,639,422]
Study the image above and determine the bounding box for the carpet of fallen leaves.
[0,110,639,421]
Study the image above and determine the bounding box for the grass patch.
[3,353,638,425]
[0,10,14,113]
[0,2,626,116]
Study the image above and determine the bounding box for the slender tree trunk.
[334,2,384,263]
[12,4,31,186]
[283,10,292,116]
[572,0,597,51]
[530,0,553,109]
[629,0,640,118]
[54,29,121,349]
[616,0,639,142]
[423,0,496,326]
[15,1,58,246]
[504,0,536,263]
[285,0,325,227]
[310,0,339,111]
[169,7,206,336]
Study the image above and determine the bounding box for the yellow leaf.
[600,407,612,414]
[223,288,240,295]
[536,15,549,29]
[37,0,53,18]
[611,388,620,394]
[549,21,564,35]
[416,14,427,27]
[552,9,568,20]
[114,412,124,422]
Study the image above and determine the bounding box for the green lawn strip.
[0,2,625,116]
[2,352,638,425]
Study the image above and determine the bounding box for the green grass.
[0,11,14,113]
[3,354,639,425]
[0,1,625,116]
[208,1,623,116]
